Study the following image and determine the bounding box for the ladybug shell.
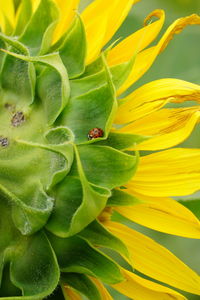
[88,128,104,140]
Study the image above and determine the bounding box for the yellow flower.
[0,1,200,300]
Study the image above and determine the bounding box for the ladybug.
[88,128,104,140]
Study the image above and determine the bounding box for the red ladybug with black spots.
[88,128,104,140]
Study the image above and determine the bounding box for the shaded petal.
[119,107,200,150]
[115,193,200,239]
[0,0,15,31]
[82,10,109,64]
[107,9,165,66]
[118,14,200,95]
[91,277,114,300]
[106,221,200,294]
[112,268,186,300]
[127,148,200,197]
[82,0,139,64]
[103,0,140,46]
[53,0,80,43]
[115,78,200,124]
[62,285,82,300]
[31,0,40,12]
[115,194,200,238]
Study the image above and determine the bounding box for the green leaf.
[61,55,116,144]
[14,0,32,36]
[45,126,74,144]
[10,233,59,298]
[0,181,54,236]
[19,0,59,55]
[107,189,142,206]
[0,264,21,297]
[76,145,138,189]
[81,56,104,77]
[79,220,129,258]
[46,175,110,237]
[0,39,6,73]
[0,102,73,235]
[69,68,108,99]
[0,198,60,299]
[55,144,138,237]
[110,55,136,91]
[0,33,36,106]
[178,198,200,220]
[0,50,70,125]
[61,273,101,300]
[37,64,68,125]
[96,131,150,150]
[48,234,124,284]
[0,32,29,55]
[59,16,86,79]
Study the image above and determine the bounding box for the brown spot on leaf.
[4,103,15,112]
[0,137,9,147]
[11,111,25,127]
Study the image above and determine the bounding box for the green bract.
[0,1,139,299]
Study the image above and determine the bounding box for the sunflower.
[0,0,200,299]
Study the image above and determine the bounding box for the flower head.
[0,0,200,299]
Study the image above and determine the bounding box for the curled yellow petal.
[91,277,114,300]
[107,9,165,66]
[115,78,200,124]
[127,148,200,197]
[52,0,80,43]
[118,14,200,95]
[106,221,200,294]
[115,193,200,238]
[82,0,139,64]
[112,268,186,300]
[119,107,200,150]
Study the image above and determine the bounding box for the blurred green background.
[80,0,200,299]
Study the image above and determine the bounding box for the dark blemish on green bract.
[11,111,25,127]
[4,103,16,112]
[0,136,9,147]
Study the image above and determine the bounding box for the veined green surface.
[0,0,140,298]
[0,0,199,299]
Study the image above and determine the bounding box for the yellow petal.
[83,10,109,64]
[119,107,200,150]
[62,285,82,300]
[90,277,114,300]
[103,0,141,47]
[118,14,200,95]
[127,148,200,197]
[52,0,80,43]
[107,9,165,66]
[115,78,200,124]
[82,0,139,64]
[112,268,186,300]
[106,221,200,294]
[0,0,15,32]
[31,0,40,12]
[115,194,200,238]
